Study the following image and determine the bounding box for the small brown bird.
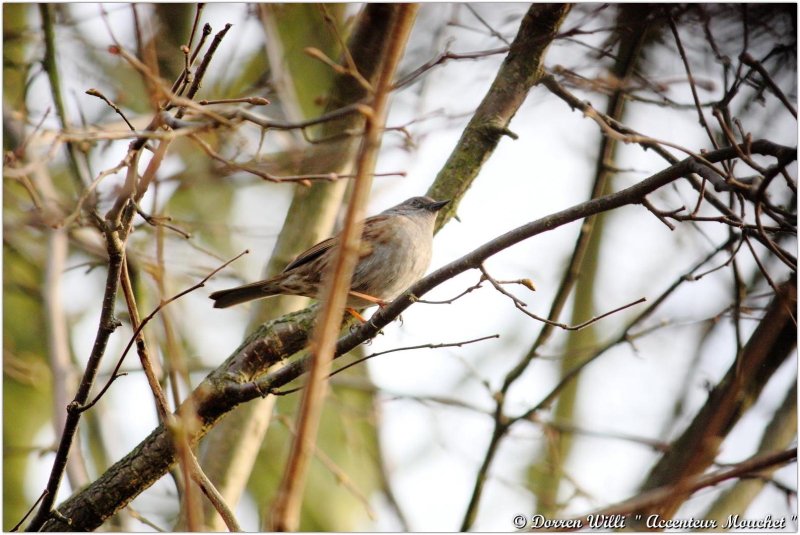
[209,196,450,317]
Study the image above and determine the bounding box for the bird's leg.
[346,308,368,323]
[349,290,389,307]
[349,291,404,325]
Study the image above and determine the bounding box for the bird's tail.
[209,280,278,309]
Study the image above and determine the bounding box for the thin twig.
[186,4,206,50]
[106,139,168,229]
[54,125,211,143]
[412,279,486,304]
[668,17,722,155]
[641,198,682,231]
[480,265,646,330]
[171,12,209,97]
[14,106,51,159]
[465,4,511,45]
[693,233,746,280]
[133,201,191,239]
[198,97,270,106]
[119,255,171,422]
[191,23,212,67]
[273,335,500,396]
[232,103,372,131]
[581,104,729,181]
[740,52,797,119]
[126,506,166,532]
[172,417,202,530]
[53,152,133,229]
[185,447,243,532]
[526,415,670,452]
[317,4,374,93]
[176,23,232,117]
[712,108,766,175]
[394,45,510,90]
[11,489,48,532]
[85,88,136,131]
[743,234,781,302]
[189,134,404,184]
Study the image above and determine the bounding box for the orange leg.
[346,308,368,323]
[349,290,388,307]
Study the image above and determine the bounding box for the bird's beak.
[429,199,451,211]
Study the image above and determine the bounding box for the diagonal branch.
[426,3,573,231]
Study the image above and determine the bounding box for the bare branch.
[481,265,645,330]
[740,52,797,119]
[85,88,136,131]
[273,334,500,396]
[668,17,722,153]
[77,250,249,413]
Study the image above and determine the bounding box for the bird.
[209,196,450,319]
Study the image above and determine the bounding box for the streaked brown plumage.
[209,196,450,310]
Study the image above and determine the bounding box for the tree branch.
[426,3,573,231]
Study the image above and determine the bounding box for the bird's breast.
[352,215,434,302]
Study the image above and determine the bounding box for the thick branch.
[426,3,573,231]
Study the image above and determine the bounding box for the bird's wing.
[282,235,339,272]
[281,214,391,273]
